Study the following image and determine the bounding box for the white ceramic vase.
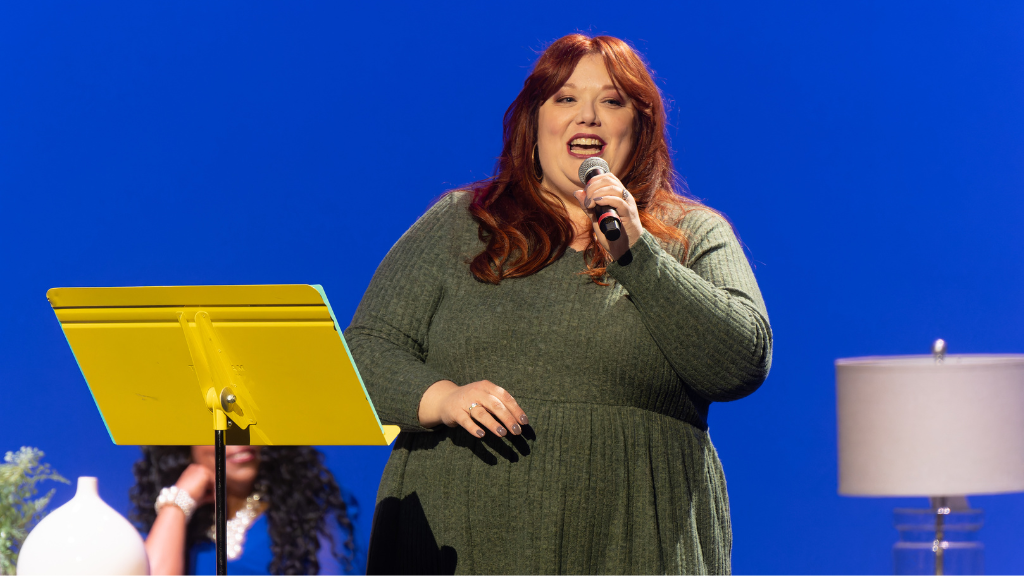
[17,476,149,575]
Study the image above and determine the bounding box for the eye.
[604,98,624,107]
[557,96,576,103]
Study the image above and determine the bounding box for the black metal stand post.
[215,429,227,575]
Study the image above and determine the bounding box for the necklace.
[207,493,263,560]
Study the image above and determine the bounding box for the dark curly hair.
[129,446,355,575]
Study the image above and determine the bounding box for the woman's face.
[537,53,636,200]
[191,446,261,492]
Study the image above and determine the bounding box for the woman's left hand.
[572,172,644,261]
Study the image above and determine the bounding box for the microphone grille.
[578,157,610,186]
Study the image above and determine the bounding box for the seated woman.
[130,446,358,575]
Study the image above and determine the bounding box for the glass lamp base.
[893,505,983,575]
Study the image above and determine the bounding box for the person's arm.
[606,208,772,402]
[344,194,464,431]
[145,507,189,575]
[144,464,214,575]
[345,193,529,436]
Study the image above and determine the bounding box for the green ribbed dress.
[344,192,771,575]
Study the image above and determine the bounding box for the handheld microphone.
[578,157,622,241]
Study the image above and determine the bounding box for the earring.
[532,143,544,182]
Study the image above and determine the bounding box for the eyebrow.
[561,83,620,92]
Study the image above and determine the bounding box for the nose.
[575,100,600,126]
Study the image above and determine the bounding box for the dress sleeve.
[606,208,772,402]
[343,194,460,431]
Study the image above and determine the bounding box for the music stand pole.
[215,429,227,574]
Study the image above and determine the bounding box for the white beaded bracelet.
[155,486,197,521]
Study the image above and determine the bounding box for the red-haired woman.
[346,33,771,574]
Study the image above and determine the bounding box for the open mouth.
[567,134,606,158]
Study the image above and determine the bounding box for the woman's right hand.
[174,463,215,507]
[418,379,529,438]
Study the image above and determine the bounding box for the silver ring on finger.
[468,402,479,415]
[622,188,630,200]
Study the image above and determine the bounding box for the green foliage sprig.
[0,447,69,575]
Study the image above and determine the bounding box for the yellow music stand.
[47,284,399,574]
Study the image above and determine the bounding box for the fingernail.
[476,429,485,438]
[511,423,521,435]
[520,414,529,425]
[497,426,507,437]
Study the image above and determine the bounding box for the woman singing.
[346,33,772,574]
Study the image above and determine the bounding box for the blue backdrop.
[2,2,1022,574]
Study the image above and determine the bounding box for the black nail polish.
[476,429,485,438]
[520,414,529,425]
[512,423,521,435]
[497,426,507,437]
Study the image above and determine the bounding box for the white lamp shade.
[836,354,1024,497]
[17,476,149,575]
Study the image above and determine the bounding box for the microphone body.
[578,158,621,241]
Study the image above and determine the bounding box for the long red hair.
[468,33,699,284]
